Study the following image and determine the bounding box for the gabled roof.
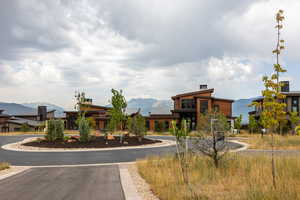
[171,89,214,99]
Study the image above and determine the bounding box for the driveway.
[0,165,125,200]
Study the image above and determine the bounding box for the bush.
[78,115,90,142]
[155,121,165,132]
[295,126,300,136]
[46,119,64,141]
[127,114,146,142]
[20,123,30,132]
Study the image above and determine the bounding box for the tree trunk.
[270,129,277,189]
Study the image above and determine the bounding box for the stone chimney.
[280,81,290,92]
[200,84,208,90]
[38,106,47,121]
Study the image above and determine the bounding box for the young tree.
[248,115,258,134]
[170,119,194,196]
[77,114,90,142]
[46,119,64,141]
[234,115,242,133]
[290,112,300,134]
[108,89,127,142]
[195,111,230,168]
[127,114,146,142]
[252,10,286,189]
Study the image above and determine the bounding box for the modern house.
[0,106,55,132]
[249,81,300,122]
[64,99,111,130]
[146,85,235,131]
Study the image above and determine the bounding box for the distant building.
[0,106,55,132]
[249,81,300,123]
[146,85,235,131]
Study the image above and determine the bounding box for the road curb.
[228,140,249,152]
[119,164,142,200]
[2,138,175,152]
[0,166,31,181]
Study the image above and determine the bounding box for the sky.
[0,0,300,109]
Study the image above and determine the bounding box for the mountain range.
[0,98,257,124]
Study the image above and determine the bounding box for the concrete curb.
[2,138,175,152]
[228,140,249,152]
[0,166,31,181]
[119,164,142,200]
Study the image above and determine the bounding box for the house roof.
[7,117,42,127]
[79,104,111,110]
[193,96,234,102]
[171,89,214,99]
[146,114,178,119]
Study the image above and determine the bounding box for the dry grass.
[0,162,10,171]
[236,134,300,150]
[137,154,300,200]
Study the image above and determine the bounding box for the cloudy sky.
[1,0,300,109]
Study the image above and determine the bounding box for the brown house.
[64,100,111,130]
[0,106,55,132]
[146,85,235,131]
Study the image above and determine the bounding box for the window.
[213,104,220,112]
[200,100,208,113]
[165,121,169,129]
[181,99,195,109]
[146,120,150,130]
[292,97,299,112]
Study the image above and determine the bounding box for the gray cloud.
[0,0,299,109]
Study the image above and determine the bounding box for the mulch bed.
[23,136,161,149]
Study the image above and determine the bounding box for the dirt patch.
[22,136,161,149]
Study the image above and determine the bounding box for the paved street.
[0,135,243,166]
[0,165,125,200]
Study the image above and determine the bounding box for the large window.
[292,97,299,112]
[200,100,209,113]
[181,99,195,109]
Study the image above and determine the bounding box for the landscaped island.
[23,136,161,149]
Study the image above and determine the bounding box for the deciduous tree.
[252,9,286,189]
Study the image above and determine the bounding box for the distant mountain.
[22,102,65,118]
[0,102,37,115]
[233,97,259,124]
[108,98,173,116]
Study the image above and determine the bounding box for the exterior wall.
[80,105,107,112]
[47,112,55,119]
[287,97,292,112]
[147,119,174,131]
[7,123,37,132]
[212,100,232,117]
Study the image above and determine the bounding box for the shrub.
[20,123,30,132]
[295,125,300,136]
[0,162,10,171]
[78,115,90,142]
[127,114,146,142]
[155,121,165,132]
[46,119,64,141]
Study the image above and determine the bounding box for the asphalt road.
[0,165,125,200]
[0,135,242,166]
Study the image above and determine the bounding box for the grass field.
[233,133,300,150]
[0,162,10,171]
[137,154,300,200]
